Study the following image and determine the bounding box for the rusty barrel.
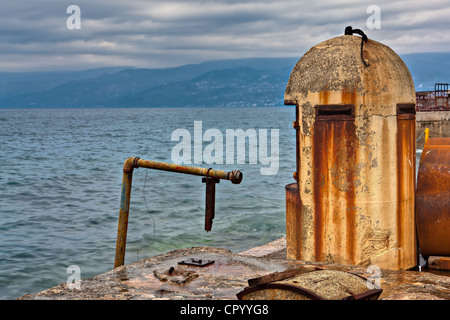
[416,137,450,257]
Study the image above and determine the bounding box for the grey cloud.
[0,0,449,71]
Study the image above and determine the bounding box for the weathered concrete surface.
[18,246,289,300]
[417,111,450,122]
[18,238,450,300]
[239,237,287,258]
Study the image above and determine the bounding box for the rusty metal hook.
[345,26,370,67]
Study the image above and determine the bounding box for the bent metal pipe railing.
[114,157,243,268]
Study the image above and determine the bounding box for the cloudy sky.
[1,0,450,72]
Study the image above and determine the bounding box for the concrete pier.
[416,111,450,149]
[18,237,450,300]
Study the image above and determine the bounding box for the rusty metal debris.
[427,256,450,271]
[153,267,199,285]
[247,268,317,287]
[237,269,382,300]
[114,157,242,268]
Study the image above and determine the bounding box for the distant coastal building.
[416,83,450,111]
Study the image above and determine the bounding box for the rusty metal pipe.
[114,157,242,268]
[135,158,242,183]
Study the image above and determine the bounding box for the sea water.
[0,107,295,299]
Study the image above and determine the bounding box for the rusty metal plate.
[312,114,358,264]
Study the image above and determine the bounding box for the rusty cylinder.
[284,28,417,270]
[416,138,450,257]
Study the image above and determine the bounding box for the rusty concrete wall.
[285,35,417,270]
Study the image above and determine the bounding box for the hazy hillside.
[0,58,297,108]
[0,67,135,99]
[119,66,292,107]
[0,54,448,108]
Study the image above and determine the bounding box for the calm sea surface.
[0,107,296,299]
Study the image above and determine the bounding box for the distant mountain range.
[0,53,449,108]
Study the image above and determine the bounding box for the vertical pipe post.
[114,158,137,268]
[425,128,429,143]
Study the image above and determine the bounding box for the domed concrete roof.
[284,35,415,116]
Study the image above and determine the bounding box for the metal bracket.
[178,258,215,267]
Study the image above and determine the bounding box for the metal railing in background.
[416,83,450,112]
